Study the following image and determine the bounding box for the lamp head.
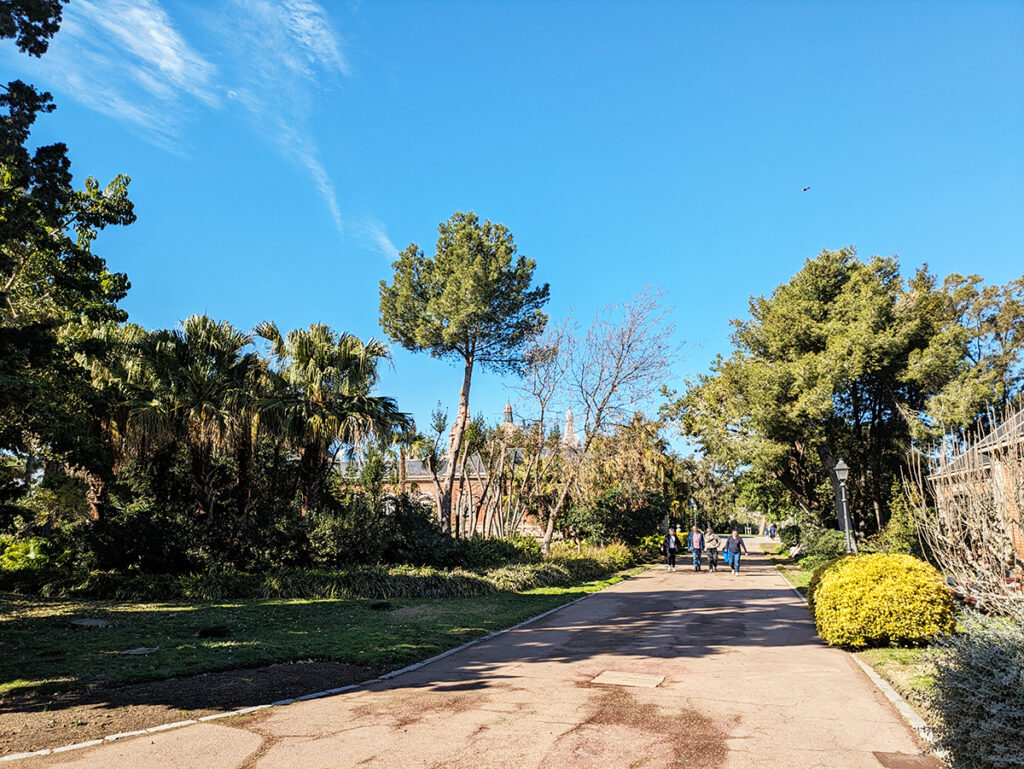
[834,459,849,483]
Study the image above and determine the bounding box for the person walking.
[724,529,748,575]
[689,525,705,571]
[768,523,777,539]
[661,527,679,572]
[704,527,721,572]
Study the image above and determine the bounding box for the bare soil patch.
[0,660,376,756]
[584,688,727,768]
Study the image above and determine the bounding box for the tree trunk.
[192,441,216,518]
[398,445,407,493]
[439,354,474,535]
[298,443,326,516]
[65,464,106,522]
[541,481,574,554]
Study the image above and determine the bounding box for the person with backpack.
[661,527,680,572]
[724,529,748,575]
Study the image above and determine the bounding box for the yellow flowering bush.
[814,553,955,647]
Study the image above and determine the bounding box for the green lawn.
[759,543,812,596]
[0,568,642,698]
[856,646,936,716]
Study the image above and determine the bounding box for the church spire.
[562,408,580,449]
[503,398,513,425]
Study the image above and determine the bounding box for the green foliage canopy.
[666,248,1024,533]
[379,211,549,372]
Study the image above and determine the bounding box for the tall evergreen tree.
[379,211,549,532]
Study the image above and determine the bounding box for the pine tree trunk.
[439,354,473,535]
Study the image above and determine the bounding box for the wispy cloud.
[6,0,385,242]
[18,0,217,147]
[352,218,399,257]
[216,0,348,235]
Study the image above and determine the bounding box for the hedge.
[0,544,638,601]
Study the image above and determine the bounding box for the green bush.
[796,554,832,572]
[859,484,922,557]
[0,543,637,601]
[800,528,847,561]
[447,535,543,569]
[636,533,664,561]
[560,486,666,546]
[779,525,800,547]
[926,613,1024,769]
[814,553,955,647]
[0,535,50,571]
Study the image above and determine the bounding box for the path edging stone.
[0,568,648,762]
[772,557,945,763]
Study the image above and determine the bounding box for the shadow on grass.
[0,552,813,719]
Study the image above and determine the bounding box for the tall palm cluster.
[74,315,410,526]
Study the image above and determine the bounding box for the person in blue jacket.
[724,529,748,575]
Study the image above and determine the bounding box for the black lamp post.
[834,459,856,554]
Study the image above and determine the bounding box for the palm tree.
[255,322,411,514]
[129,315,259,517]
[60,318,149,521]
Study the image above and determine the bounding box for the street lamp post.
[833,459,856,554]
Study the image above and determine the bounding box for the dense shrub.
[814,553,955,647]
[0,543,637,601]
[0,535,49,571]
[779,525,801,547]
[800,528,847,561]
[858,488,922,557]
[927,613,1024,769]
[636,533,664,561]
[560,486,666,546]
[806,555,852,611]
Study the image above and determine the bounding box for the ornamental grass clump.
[814,553,955,647]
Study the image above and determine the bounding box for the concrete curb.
[765,557,946,763]
[0,568,648,763]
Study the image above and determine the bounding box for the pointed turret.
[562,408,580,450]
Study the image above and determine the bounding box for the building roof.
[929,409,1024,480]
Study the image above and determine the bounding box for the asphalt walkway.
[26,542,930,769]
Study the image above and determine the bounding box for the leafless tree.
[907,409,1024,616]
[539,289,678,553]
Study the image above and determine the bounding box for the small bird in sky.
[802,186,811,192]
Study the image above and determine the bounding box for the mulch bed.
[0,661,377,756]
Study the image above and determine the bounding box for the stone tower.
[562,408,580,449]
[502,399,517,436]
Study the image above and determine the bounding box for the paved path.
[26,543,928,769]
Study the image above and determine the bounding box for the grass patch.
[857,646,937,715]
[760,542,812,597]
[0,567,643,699]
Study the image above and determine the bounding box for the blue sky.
[5,1,1023,437]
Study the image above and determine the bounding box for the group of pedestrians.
[661,525,748,576]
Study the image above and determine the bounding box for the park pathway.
[26,542,931,769]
